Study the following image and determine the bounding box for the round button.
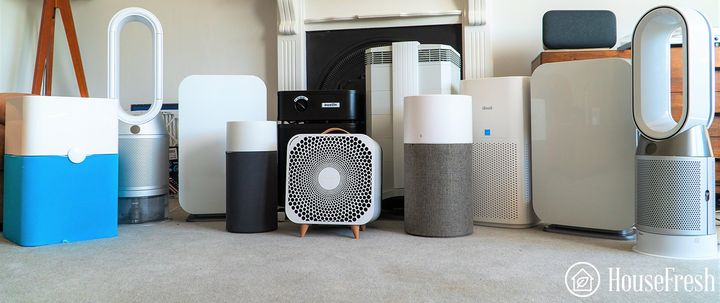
[645,143,657,154]
[68,148,87,164]
[294,99,308,111]
[318,167,341,190]
[130,125,141,134]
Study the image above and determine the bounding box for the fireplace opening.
[306,24,463,93]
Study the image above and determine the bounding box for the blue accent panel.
[3,154,118,247]
[484,129,491,136]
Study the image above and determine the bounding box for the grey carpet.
[1,200,718,303]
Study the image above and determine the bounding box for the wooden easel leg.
[56,0,89,97]
[299,224,309,238]
[360,225,366,231]
[32,0,55,95]
[351,225,360,240]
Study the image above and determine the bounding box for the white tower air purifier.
[108,8,169,224]
[365,42,461,199]
[285,129,382,239]
[461,77,539,228]
[632,6,718,259]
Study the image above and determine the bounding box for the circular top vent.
[286,135,374,224]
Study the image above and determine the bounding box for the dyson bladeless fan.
[633,6,718,259]
[108,8,169,224]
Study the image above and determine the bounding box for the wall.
[0,0,40,92]
[46,0,278,117]
[4,0,719,109]
[491,0,719,76]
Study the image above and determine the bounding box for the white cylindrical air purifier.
[403,95,473,237]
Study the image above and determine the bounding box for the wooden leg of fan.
[360,225,366,231]
[299,224,309,238]
[351,225,360,240]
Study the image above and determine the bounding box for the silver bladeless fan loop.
[108,7,164,124]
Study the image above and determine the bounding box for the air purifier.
[3,96,119,246]
[531,58,636,239]
[632,6,718,259]
[226,121,278,233]
[284,129,381,239]
[108,7,169,224]
[404,95,474,237]
[277,90,364,208]
[461,77,539,228]
[365,42,461,199]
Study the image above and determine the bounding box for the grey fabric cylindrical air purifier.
[403,95,474,237]
[226,121,278,233]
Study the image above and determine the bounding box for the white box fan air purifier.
[365,42,461,199]
[108,7,169,224]
[632,6,718,259]
[285,128,381,239]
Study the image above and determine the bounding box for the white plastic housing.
[284,134,382,225]
[226,121,277,152]
[403,95,472,145]
[632,6,715,140]
[365,42,461,195]
[461,77,538,227]
[5,96,119,157]
[108,7,164,125]
[530,59,636,232]
[178,75,267,215]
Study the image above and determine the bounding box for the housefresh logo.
[565,262,601,297]
[564,262,717,297]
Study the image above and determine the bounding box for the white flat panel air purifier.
[178,75,267,216]
[632,6,718,259]
[285,131,381,239]
[531,58,636,238]
[462,77,539,228]
[365,42,461,198]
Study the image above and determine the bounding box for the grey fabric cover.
[404,144,473,237]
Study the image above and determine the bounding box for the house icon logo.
[565,262,600,297]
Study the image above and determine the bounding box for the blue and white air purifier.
[3,96,119,246]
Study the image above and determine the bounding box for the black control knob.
[294,96,309,111]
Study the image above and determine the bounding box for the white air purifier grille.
[472,142,519,220]
[364,51,392,65]
[418,48,461,67]
[285,134,382,225]
[637,158,704,232]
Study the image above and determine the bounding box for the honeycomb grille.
[637,159,703,231]
[472,142,519,220]
[286,135,374,223]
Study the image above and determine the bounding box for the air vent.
[418,48,461,68]
[285,134,381,224]
[472,142,519,221]
[637,159,704,233]
[364,51,392,65]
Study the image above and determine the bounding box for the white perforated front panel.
[473,142,519,220]
[285,134,381,225]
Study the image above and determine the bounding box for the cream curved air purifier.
[108,8,169,224]
[632,6,718,259]
[461,77,538,228]
[285,129,381,239]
